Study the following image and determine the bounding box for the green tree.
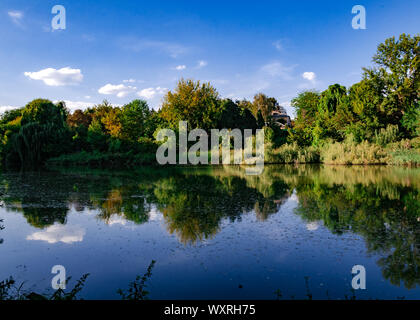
[313,84,349,144]
[289,91,320,145]
[363,33,419,134]
[87,119,108,151]
[120,99,152,142]
[10,99,70,168]
[217,99,257,130]
[160,79,221,131]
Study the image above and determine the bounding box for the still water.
[0,165,419,299]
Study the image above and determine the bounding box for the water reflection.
[27,224,85,244]
[1,165,419,291]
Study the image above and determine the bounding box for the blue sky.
[0,0,419,116]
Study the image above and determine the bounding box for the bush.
[373,124,399,147]
[389,149,420,166]
[321,140,389,165]
[265,143,320,163]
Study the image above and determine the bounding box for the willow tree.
[12,99,70,168]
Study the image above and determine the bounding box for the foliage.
[289,91,320,146]
[0,274,89,300]
[320,138,389,165]
[160,79,222,131]
[118,260,156,300]
[217,99,257,130]
[0,218,3,245]
[389,149,420,166]
[401,103,420,137]
[3,99,71,168]
[120,99,154,141]
[0,33,417,169]
[374,124,400,147]
[252,93,279,125]
[87,119,108,151]
[363,33,419,128]
[265,143,320,164]
[288,33,419,149]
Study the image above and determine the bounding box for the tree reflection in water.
[0,165,419,289]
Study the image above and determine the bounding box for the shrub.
[373,124,399,147]
[265,143,320,163]
[321,140,389,164]
[389,150,420,166]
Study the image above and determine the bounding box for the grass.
[265,143,320,164]
[389,149,420,166]
[45,137,420,168]
[320,140,389,165]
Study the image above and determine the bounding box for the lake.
[0,165,419,299]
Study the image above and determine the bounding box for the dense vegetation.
[0,33,418,169]
[286,33,419,164]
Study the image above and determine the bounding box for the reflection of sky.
[27,224,85,244]
[306,222,319,231]
[106,215,127,226]
[1,168,419,300]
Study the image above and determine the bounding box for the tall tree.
[12,99,70,168]
[363,33,420,131]
[120,99,152,142]
[252,93,279,125]
[160,79,221,131]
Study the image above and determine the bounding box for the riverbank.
[46,137,420,168]
[266,137,420,166]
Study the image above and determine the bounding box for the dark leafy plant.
[47,273,90,300]
[0,277,20,300]
[0,218,4,244]
[118,260,156,300]
[0,274,89,301]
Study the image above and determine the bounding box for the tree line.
[0,81,284,168]
[0,33,418,169]
[291,33,419,147]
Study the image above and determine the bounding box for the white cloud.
[175,65,186,70]
[137,87,167,100]
[98,83,137,98]
[8,10,23,26]
[302,71,316,82]
[123,79,136,83]
[197,60,208,68]
[27,224,85,244]
[24,67,83,86]
[260,61,295,80]
[53,100,95,112]
[0,105,19,113]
